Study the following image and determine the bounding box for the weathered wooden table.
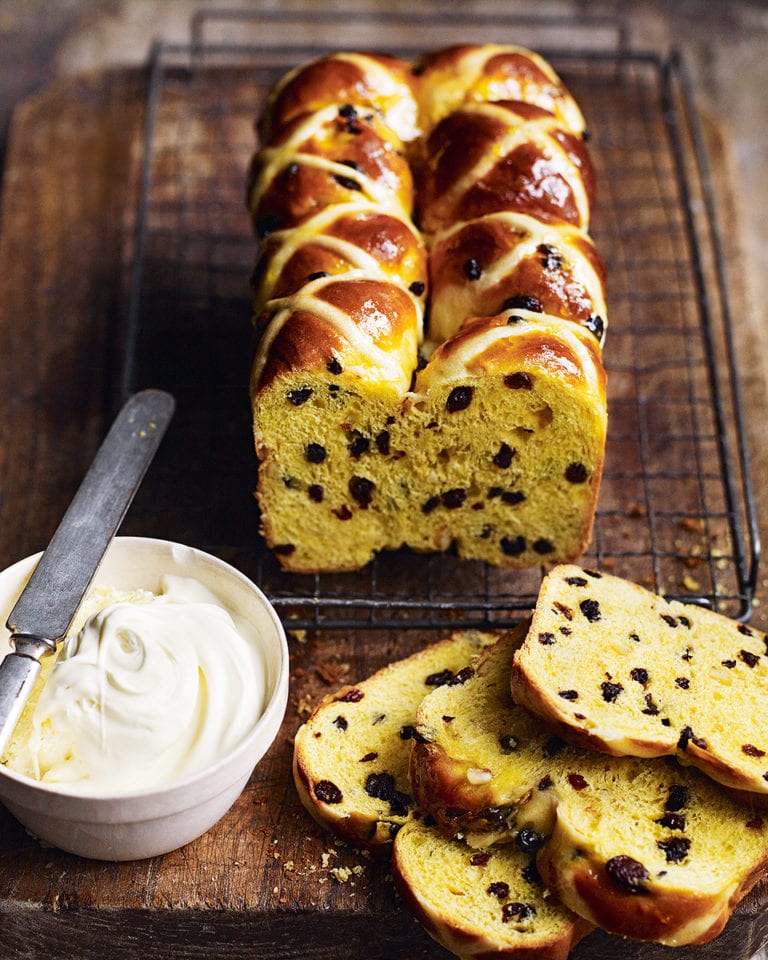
[1,6,768,959]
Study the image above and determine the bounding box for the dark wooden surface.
[1,8,768,959]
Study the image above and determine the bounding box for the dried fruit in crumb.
[606,855,649,893]
[314,780,343,804]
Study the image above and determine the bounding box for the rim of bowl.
[0,536,290,804]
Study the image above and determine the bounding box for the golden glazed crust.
[537,839,747,947]
[422,313,606,398]
[247,105,414,237]
[252,206,427,313]
[414,43,586,136]
[427,212,606,345]
[251,276,422,396]
[417,102,594,233]
[259,51,421,144]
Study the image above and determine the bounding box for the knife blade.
[0,388,175,757]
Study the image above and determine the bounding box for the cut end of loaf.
[251,313,606,572]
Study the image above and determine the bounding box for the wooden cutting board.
[1,67,768,960]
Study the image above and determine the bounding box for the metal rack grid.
[119,9,760,629]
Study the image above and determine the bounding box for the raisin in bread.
[410,627,768,946]
[392,818,592,960]
[511,564,768,801]
[293,630,497,848]
[249,45,607,573]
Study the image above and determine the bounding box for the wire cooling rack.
[118,8,760,628]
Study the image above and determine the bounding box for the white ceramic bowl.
[0,537,289,861]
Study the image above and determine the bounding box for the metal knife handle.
[0,640,47,758]
[6,389,175,642]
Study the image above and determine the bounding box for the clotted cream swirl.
[3,576,266,793]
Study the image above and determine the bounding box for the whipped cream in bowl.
[0,537,289,860]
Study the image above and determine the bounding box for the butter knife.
[0,388,175,757]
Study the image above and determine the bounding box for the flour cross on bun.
[428,211,607,347]
[414,43,587,137]
[416,100,595,235]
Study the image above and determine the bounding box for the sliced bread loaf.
[249,45,608,575]
[510,564,768,799]
[410,627,768,945]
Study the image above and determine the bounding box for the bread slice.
[511,564,768,800]
[410,627,768,945]
[392,818,592,960]
[293,629,591,957]
[292,630,497,848]
[409,623,547,846]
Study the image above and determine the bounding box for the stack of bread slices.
[293,565,768,958]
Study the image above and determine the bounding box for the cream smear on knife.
[2,576,266,793]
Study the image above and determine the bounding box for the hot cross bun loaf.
[410,627,768,946]
[511,564,768,801]
[248,45,607,572]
